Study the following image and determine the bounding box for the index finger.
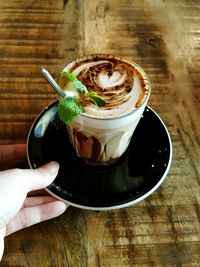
[0,144,26,163]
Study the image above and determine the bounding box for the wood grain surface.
[0,0,200,266]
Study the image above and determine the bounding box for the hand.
[0,144,68,260]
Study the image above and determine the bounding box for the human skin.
[0,144,68,260]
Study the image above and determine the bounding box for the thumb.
[17,161,59,192]
[22,161,59,192]
[0,162,60,232]
[0,161,59,193]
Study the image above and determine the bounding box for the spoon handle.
[41,67,66,98]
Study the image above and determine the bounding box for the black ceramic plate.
[27,101,172,210]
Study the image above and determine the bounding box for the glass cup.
[59,55,151,166]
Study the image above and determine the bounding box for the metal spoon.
[41,67,65,98]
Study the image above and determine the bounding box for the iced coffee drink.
[58,54,150,165]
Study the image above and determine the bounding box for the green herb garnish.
[58,97,84,124]
[72,80,87,93]
[60,71,78,81]
[60,71,87,93]
[84,91,107,106]
[58,71,107,124]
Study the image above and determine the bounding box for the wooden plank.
[0,0,83,144]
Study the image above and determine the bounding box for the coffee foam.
[62,55,150,119]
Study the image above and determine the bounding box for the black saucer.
[27,101,172,210]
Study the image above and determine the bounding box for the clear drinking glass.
[59,55,151,165]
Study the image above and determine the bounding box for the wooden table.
[0,0,200,266]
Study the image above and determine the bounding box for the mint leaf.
[60,71,78,81]
[58,97,84,124]
[84,91,107,106]
[72,80,87,93]
[60,71,88,93]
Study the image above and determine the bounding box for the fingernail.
[46,161,59,173]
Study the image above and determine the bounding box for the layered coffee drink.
[59,54,150,165]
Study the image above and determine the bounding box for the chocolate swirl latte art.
[65,55,149,118]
